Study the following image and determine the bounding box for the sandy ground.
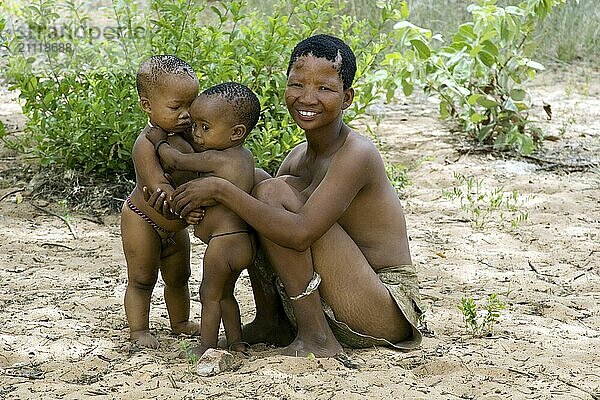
[0,63,599,399]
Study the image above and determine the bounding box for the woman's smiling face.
[285,55,352,131]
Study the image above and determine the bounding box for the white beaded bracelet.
[289,271,322,301]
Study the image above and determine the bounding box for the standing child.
[145,82,260,356]
[121,55,202,349]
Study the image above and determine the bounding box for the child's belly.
[192,205,248,244]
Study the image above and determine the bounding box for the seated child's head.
[136,55,199,133]
[287,34,357,90]
[188,82,261,151]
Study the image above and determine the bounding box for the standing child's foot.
[171,321,202,336]
[131,330,160,349]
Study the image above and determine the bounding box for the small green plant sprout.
[458,293,506,337]
[442,172,530,229]
[179,339,198,366]
[385,160,411,195]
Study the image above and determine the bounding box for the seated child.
[145,82,261,356]
[120,54,202,349]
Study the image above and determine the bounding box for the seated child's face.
[147,74,199,133]
[188,94,238,152]
[285,55,346,131]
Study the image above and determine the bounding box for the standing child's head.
[188,82,260,152]
[136,55,199,133]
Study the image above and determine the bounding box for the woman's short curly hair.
[286,34,356,90]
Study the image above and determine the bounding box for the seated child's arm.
[157,142,232,174]
[145,125,169,148]
[144,125,233,173]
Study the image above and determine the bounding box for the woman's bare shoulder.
[339,131,381,163]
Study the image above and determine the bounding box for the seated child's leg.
[160,229,201,336]
[121,206,162,348]
[195,238,238,356]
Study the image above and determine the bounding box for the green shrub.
[0,0,570,198]
[0,0,411,181]
[382,0,567,154]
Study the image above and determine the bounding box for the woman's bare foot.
[130,330,160,349]
[171,321,201,336]
[242,318,294,346]
[228,341,250,355]
[281,333,343,358]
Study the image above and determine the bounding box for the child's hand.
[142,185,179,220]
[185,208,206,225]
[145,125,168,146]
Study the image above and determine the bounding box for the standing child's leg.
[160,228,201,336]
[121,206,162,349]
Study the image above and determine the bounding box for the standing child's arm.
[132,128,178,219]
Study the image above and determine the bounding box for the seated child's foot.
[171,321,201,336]
[131,330,160,349]
[190,344,211,358]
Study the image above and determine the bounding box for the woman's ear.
[140,97,151,114]
[342,87,354,110]
[230,124,247,141]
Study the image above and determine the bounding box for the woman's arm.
[172,139,373,250]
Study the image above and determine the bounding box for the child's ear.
[139,97,151,114]
[342,87,354,110]
[230,124,247,141]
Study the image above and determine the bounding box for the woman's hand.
[172,176,221,217]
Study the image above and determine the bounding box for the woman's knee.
[252,177,301,209]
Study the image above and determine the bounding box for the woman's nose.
[298,88,318,104]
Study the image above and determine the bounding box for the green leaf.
[477,49,496,67]
[477,95,499,109]
[525,59,545,70]
[470,112,486,123]
[477,124,494,142]
[467,94,483,105]
[410,39,431,59]
[509,88,527,101]
[503,98,518,112]
[401,80,413,97]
